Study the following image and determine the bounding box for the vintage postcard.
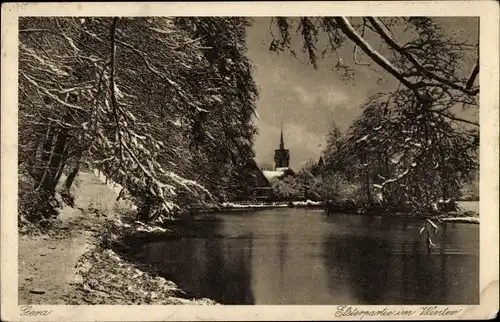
[1,1,498,321]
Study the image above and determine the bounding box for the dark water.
[135,208,479,305]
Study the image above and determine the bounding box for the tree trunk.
[34,126,55,188]
[361,154,372,206]
[53,144,70,189]
[39,128,68,194]
[31,126,66,221]
[64,162,80,191]
[137,196,154,221]
[365,171,372,206]
[23,133,39,176]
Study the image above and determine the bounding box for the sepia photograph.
[1,1,499,321]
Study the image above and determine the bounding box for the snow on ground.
[440,216,479,224]
[262,170,286,181]
[291,200,322,206]
[221,202,288,209]
[220,200,322,209]
[456,200,479,214]
[93,168,124,195]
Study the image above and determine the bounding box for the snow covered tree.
[273,17,479,213]
[19,17,259,223]
[323,122,345,174]
[270,176,304,201]
[270,17,479,127]
[19,17,105,220]
[326,89,478,213]
[174,17,259,201]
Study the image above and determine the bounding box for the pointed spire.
[279,122,285,149]
[318,155,324,167]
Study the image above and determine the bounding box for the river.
[134,208,479,305]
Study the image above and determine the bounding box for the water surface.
[136,208,479,305]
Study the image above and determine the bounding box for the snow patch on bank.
[220,199,322,209]
[440,216,479,224]
[92,168,124,196]
[291,200,322,207]
[221,202,288,209]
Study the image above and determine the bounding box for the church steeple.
[279,122,285,150]
[274,122,290,170]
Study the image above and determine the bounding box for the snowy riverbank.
[219,200,323,209]
[199,200,480,224]
[19,171,217,305]
[19,170,479,305]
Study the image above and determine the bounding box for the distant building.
[274,123,290,170]
[262,124,295,182]
[234,123,295,201]
[233,158,273,201]
[262,168,295,182]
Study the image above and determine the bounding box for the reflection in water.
[136,209,479,305]
[137,219,255,304]
[322,217,478,304]
[278,231,287,289]
[322,233,392,304]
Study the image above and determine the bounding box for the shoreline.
[19,200,478,305]
[18,171,218,306]
[18,171,479,305]
[96,204,479,305]
[189,201,480,224]
[68,219,218,305]
[19,206,219,305]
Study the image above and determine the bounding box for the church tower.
[274,123,290,170]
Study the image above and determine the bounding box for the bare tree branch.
[431,110,479,127]
[334,17,415,90]
[465,61,479,89]
[108,17,124,162]
[115,39,203,112]
[352,18,372,66]
[366,17,479,96]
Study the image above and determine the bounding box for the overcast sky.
[245,17,478,170]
